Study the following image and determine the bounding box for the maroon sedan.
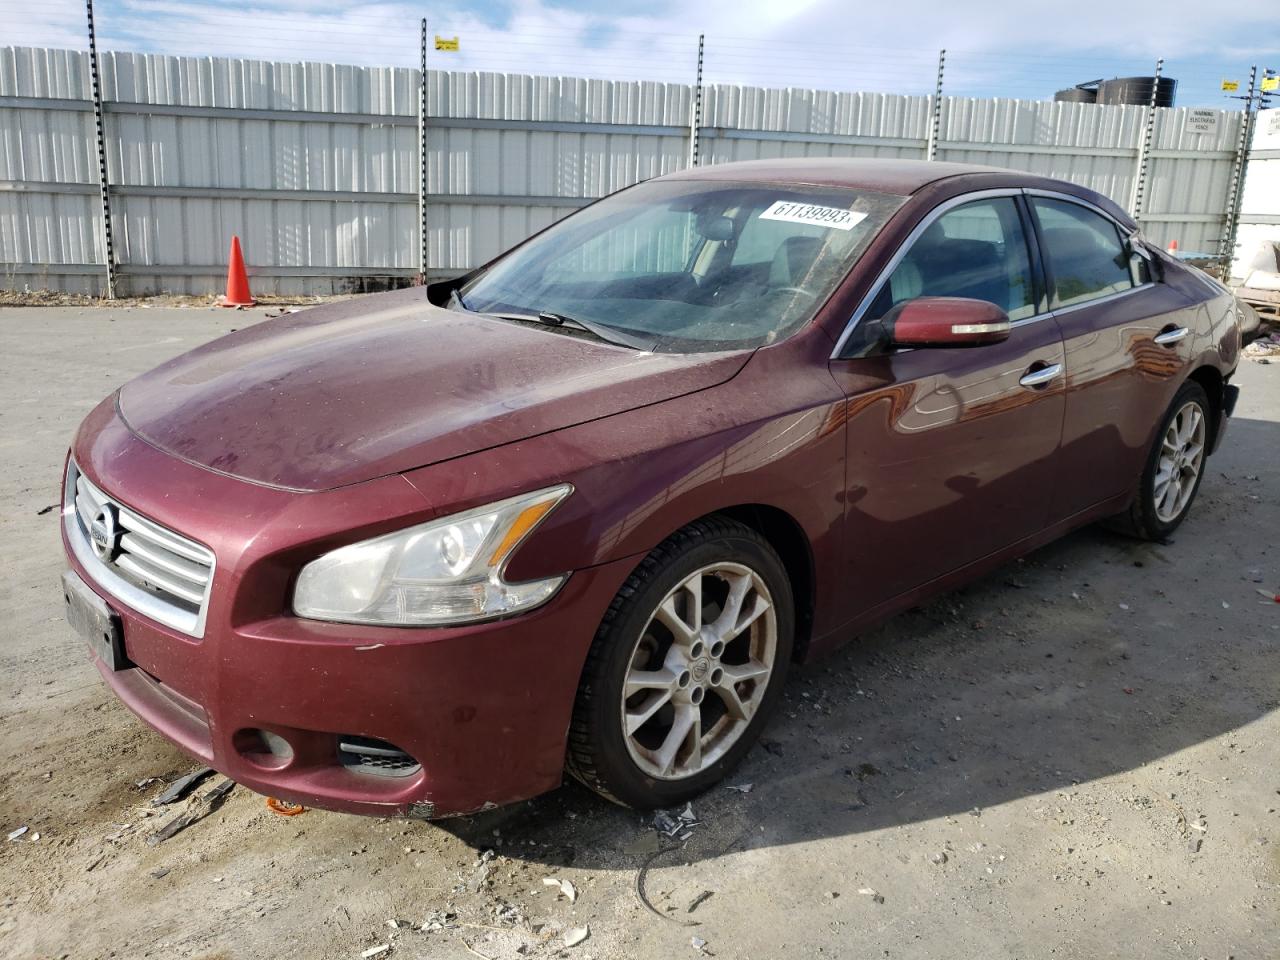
[62,159,1242,817]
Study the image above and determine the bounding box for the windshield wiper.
[447,289,654,350]
[486,308,654,351]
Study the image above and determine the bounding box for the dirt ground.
[1,304,1278,960]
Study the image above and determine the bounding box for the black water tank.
[1095,76,1177,107]
[1054,86,1098,103]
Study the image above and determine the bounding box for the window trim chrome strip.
[63,463,215,639]
[830,186,1146,359]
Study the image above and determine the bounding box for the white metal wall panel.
[0,46,99,293]
[97,51,419,294]
[1233,109,1280,282]
[0,45,1253,296]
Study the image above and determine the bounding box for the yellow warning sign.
[435,35,459,51]
[1220,79,1239,92]
[1262,76,1279,92]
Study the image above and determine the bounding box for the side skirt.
[806,491,1132,660]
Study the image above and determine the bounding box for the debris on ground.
[418,910,457,932]
[654,802,700,839]
[691,935,708,951]
[563,925,590,948]
[1244,334,1280,362]
[35,504,57,515]
[725,782,754,794]
[635,848,701,927]
[360,945,390,958]
[266,797,307,816]
[541,877,578,903]
[470,848,497,893]
[7,826,29,841]
[150,767,215,806]
[857,888,886,904]
[147,778,235,845]
[688,890,714,913]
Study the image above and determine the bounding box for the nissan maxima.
[62,158,1242,817]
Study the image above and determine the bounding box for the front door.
[828,193,1066,606]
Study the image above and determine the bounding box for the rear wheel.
[566,517,793,809]
[1108,381,1210,541]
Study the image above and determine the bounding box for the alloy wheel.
[1153,401,1206,523]
[620,562,777,781]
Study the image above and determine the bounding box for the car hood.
[117,288,750,491]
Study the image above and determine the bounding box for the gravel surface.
[1,304,1278,960]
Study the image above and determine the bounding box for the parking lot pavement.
[1,303,1278,960]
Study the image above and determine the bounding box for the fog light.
[234,728,295,770]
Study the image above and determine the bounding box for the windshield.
[459,179,907,353]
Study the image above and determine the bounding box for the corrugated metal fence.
[0,45,1250,296]
[1234,109,1280,282]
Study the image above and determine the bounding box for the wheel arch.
[713,503,816,663]
[1187,365,1224,448]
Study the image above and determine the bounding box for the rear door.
[1026,193,1197,522]
[828,191,1067,605]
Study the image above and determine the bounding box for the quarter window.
[866,197,1037,322]
[1031,197,1135,308]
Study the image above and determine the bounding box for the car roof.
[658,157,1041,196]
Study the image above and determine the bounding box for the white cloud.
[10,0,1277,105]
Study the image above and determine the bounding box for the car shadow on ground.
[431,415,1278,871]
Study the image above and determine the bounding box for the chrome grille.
[64,463,216,638]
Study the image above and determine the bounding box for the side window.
[867,197,1036,322]
[1031,198,1135,308]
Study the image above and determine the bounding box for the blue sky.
[7,0,1278,107]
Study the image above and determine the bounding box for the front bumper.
[63,399,635,817]
[1210,382,1241,455]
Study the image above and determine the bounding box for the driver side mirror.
[884,297,1011,348]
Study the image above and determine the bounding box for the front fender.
[401,345,852,637]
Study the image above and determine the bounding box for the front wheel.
[1109,380,1211,541]
[566,517,794,809]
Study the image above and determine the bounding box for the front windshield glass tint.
[460,179,907,353]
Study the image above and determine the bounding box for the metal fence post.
[926,49,945,161]
[1129,57,1164,220]
[1218,66,1258,276]
[85,0,116,298]
[417,18,429,285]
[688,34,705,168]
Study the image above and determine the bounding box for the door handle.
[1153,326,1189,345]
[1019,362,1063,388]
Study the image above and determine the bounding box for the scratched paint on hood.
[118,287,751,491]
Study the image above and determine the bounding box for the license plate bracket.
[62,571,129,672]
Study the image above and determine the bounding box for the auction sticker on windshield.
[759,201,868,231]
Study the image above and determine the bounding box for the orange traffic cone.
[218,235,256,307]
[1167,239,1179,257]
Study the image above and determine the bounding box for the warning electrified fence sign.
[1187,109,1219,135]
[435,36,459,51]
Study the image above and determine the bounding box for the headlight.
[293,485,572,626]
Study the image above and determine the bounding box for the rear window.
[1032,197,1134,308]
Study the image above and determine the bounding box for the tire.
[1107,380,1211,541]
[566,516,794,809]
